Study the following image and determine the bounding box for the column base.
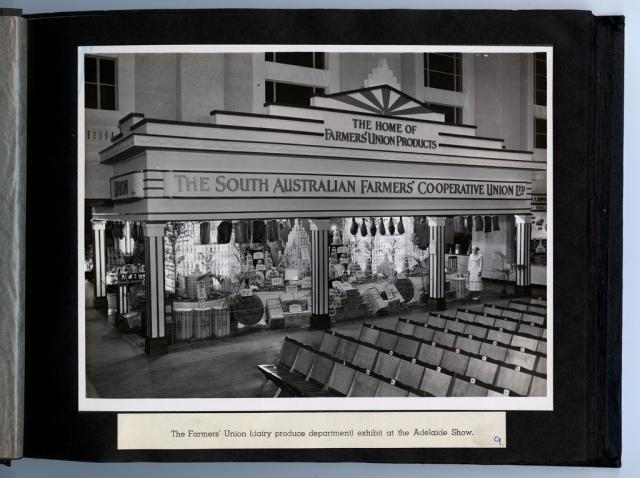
[93,296,108,309]
[427,297,446,311]
[144,337,168,356]
[515,285,532,298]
[309,313,331,330]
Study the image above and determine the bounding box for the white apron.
[468,253,483,292]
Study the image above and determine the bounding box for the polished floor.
[85,281,518,399]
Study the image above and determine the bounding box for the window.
[534,52,547,106]
[425,102,463,124]
[85,56,117,110]
[265,81,325,107]
[423,53,462,92]
[534,118,547,149]
[265,52,325,70]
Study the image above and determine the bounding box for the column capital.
[91,219,107,230]
[427,216,447,227]
[515,214,533,224]
[143,223,166,238]
[309,219,334,231]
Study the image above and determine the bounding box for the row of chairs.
[419,310,547,355]
[355,321,545,395]
[469,302,547,327]
[320,328,545,397]
[258,336,424,397]
[508,298,547,315]
[396,317,546,369]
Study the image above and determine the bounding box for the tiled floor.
[84,280,520,399]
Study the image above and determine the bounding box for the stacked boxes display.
[175,308,194,340]
[212,301,231,337]
[265,298,285,328]
[193,307,213,339]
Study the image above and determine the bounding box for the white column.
[515,215,533,296]
[92,220,107,306]
[309,219,332,329]
[428,217,447,310]
[143,223,168,355]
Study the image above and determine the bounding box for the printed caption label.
[118,412,506,449]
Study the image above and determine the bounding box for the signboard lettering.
[164,172,530,201]
[110,172,144,201]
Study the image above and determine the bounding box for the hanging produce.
[379,218,386,235]
[370,217,377,237]
[360,218,368,236]
[350,217,359,235]
[397,216,405,235]
[388,217,395,235]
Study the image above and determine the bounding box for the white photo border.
[77,44,554,412]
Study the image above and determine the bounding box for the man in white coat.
[468,247,483,300]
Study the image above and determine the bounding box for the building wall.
[85,51,545,201]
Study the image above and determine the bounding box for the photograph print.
[79,46,552,411]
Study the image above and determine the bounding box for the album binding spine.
[0,9,27,462]
[586,15,624,467]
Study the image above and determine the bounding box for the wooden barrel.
[230,294,264,326]
[174,308,194,340]
[395,278,415,302]
[193,307,213,339]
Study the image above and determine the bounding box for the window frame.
[85,55,118,111]
[264,52,326,70]
[265,80,326,107]
[423,52,463,92]
[424,102,464,125]
[534,117,547,149]
[534,52,547,107]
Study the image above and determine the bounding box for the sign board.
[163,171,530,201]
[321,112,439,154]
[110,172,144,201]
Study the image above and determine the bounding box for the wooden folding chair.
[456,309,475,322]
[352,344,378,370]
[358,325,380,345]
[450,378,490,397]
[434,330,456,348]
[441,350,470,376]
[334,337,359,363]
[479,342,508,362]
[518,323,544,338]
[348,370,380,397]
[373,352,402,379]
[417,343,445,366]
[494,318,518,331]
[376,330,399,351]
[319,332,340,355]
[511,334,539,351]
[326,362,356,396]
[487,329,512,345]
[395,319,416,336]
[465,357,498,385]
[495,366,533,396]
[473,312,496,327]
[427,315,447,329]
[455,335,481,355]
[445,319,465,334]
[529,376,547,396]
[413,324,436,342]
[464,323,488,339]
[535,357,547,375]
[394,336,421,358]
[419,368,452,396]
[375,380,409,397]
[537,341,547,355]
[522,311,545,326]
[396,361,425,389]
[505,349,537,370]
